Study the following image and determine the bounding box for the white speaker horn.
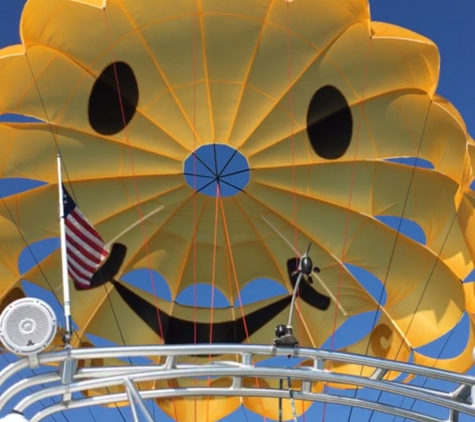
[0,298,58,356]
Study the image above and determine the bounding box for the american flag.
[62,185,109,289]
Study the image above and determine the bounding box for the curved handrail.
[31,388,443,422]
[0,344,472,422]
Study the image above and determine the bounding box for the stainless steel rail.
[0,344,472,422]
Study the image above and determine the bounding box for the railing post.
[124,378,154,422]
[126,387,140,422]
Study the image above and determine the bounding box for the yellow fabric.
[0,0,474,420]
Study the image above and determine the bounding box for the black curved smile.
[83,244,330,345]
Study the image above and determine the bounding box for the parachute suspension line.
[0,190,103,422]
[193,1,198,420]
[205,184,221,422]
[62,9,159,422]
[23,52,126,422]
[223,229,244,412]
[220,197,246,412]
[19,54,82,342]
[23,55,79,202]
[278,379,283,422]
[218,197,268,422]
[285,0,297,250]
[368,212,459,422]
[397,312,459,422]
[285,3,305,419]
[24,54,130,402]
[102,9,179,422]
[24,57,126,422]
[102,8,166,338]
[278,377,299,422]
[0,197,63,324]
[14,42,102,422]
[285,0,299,314]
[322,32,374,422]
[102,6,167,347]
[287,378,299,422]
[241,404,251,422]
[346,58,432,422]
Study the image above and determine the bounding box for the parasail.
[0,0,475,420]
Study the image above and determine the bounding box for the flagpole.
[57,151,73,343]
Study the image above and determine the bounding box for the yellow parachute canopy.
[0,0,474,421]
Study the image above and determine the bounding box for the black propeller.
[273,242,331,350]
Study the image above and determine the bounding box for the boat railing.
[0,344,473,422]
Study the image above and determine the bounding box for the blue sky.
[0,1,475,422]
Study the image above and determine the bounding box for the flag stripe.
[65,225,105,263]
[69,209,109,251]
[62,185,109,289]
[68,255,93,279]
[66,213,108,256]
[68,266,92,288]
[67,245,97,274]
[66,233,102,267]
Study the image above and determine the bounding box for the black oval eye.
[306,85,352,159]
[88,62,139,136]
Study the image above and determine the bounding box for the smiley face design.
[1,0,475,420]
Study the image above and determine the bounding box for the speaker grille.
[0,298,57,355]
